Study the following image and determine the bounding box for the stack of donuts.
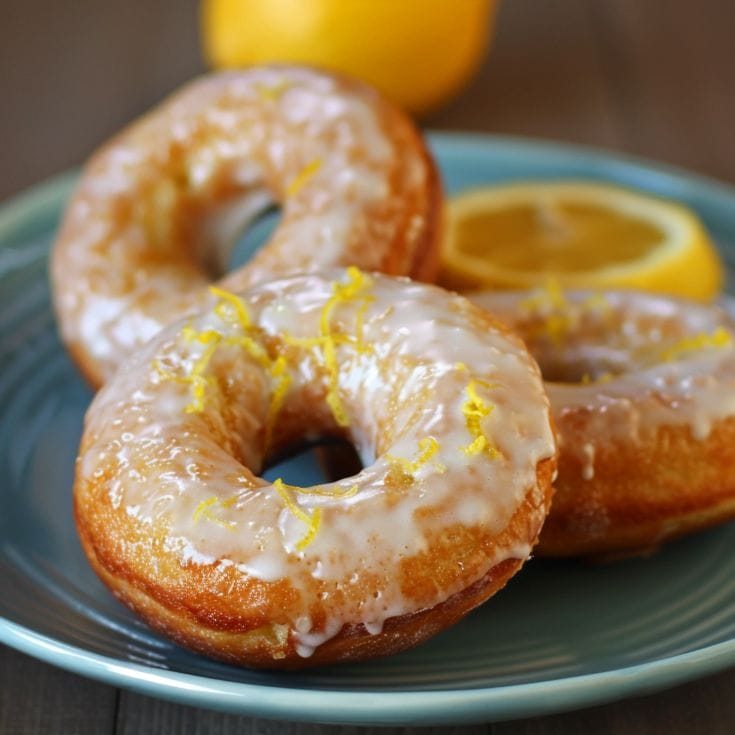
[52,66,735,669]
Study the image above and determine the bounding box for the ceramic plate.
[1,134,735,726]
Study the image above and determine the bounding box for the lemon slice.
[439,181,723,301]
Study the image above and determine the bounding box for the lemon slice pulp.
[440,181,723,301]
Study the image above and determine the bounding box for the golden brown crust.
[538,411,735,559]
[71,274,557,668]
[76,457,554,668]
[468,288,735,560]
[52,66,443,389]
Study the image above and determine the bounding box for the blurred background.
[2,0,734,202]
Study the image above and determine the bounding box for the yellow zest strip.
[192,496,236,530]
[385,436,446,477]
[294,508,321,551]
[255,79,290,101]
[660,327,733,362]
[157,287,293,434]
[158,325,222,413]
[153,359,189,384]
[282,332,354,349]
[208,287,273,367]
[580,371,614,385]
[291,484,359,499]
[321,270,369,425]
[322,337,347,426]
[581,292,611,314]
[520,278,567,313]
[273,478,322,551]
[210,285,252,330]
[281,267,374,427]
[519,280,572,344]
[223,332,270,367]
[208,289,292,433]
[185,339,220,413]
[263,356,292,449]
[520,282,612,345]
[460,379,499,459]
[287,158,323,197]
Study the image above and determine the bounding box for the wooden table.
[1,1,734,732]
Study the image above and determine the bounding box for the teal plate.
[1,133,735,726]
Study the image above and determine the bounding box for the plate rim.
[3,618,735,725]
[1,132,735,725]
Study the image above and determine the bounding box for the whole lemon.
[202,0,497,115]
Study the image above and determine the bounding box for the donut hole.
[259,437,363,487]
[260,441,331,488]
[195,193,281,279]
[315,441,365,483]
[229,206,282,274]
[533,351,627,384]
[517,300,716,385]
[537,358,615,384]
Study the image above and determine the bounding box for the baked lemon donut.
[470,285,735,559]
[52,66,441,387]
[74,269,556,668]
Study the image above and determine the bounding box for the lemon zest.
[294,508,321,552]
[460,379,498,458]
[156,289,292,436]
[385,436,446,478]
[660,328,733,362]
[210,285,253,330]
[273,478,322,551]
[272,478,359,550]
[581,292,611,314]
[255,79,290,101]
[281,267,374,427]
[192,496,236,530]
[192,496,218,523]
[520,282,612,345]
[519,278,567,313]
[519,279,573,344]
[581,371,613,385]
[185,339,220,413]
[264,356,292,448]
[153,359,189,384]
[291,484,359,499]
[320,268,374,425]
[286,158,323,197]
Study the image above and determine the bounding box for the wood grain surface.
[1,0,734,732]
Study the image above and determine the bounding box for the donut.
[51,66,442,388]
[74,269,556,668]
[470,284,735,559]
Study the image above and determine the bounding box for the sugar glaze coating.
[52,66,441,386]
[74,271,556,667]
[471,287,735,558]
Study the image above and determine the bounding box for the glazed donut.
[51,66,442,387]
[470,285,735,559]
[74,269,556,668]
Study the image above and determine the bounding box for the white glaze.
[78,271,555,655]
[52,67,436,385]
[470,289,735,475]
